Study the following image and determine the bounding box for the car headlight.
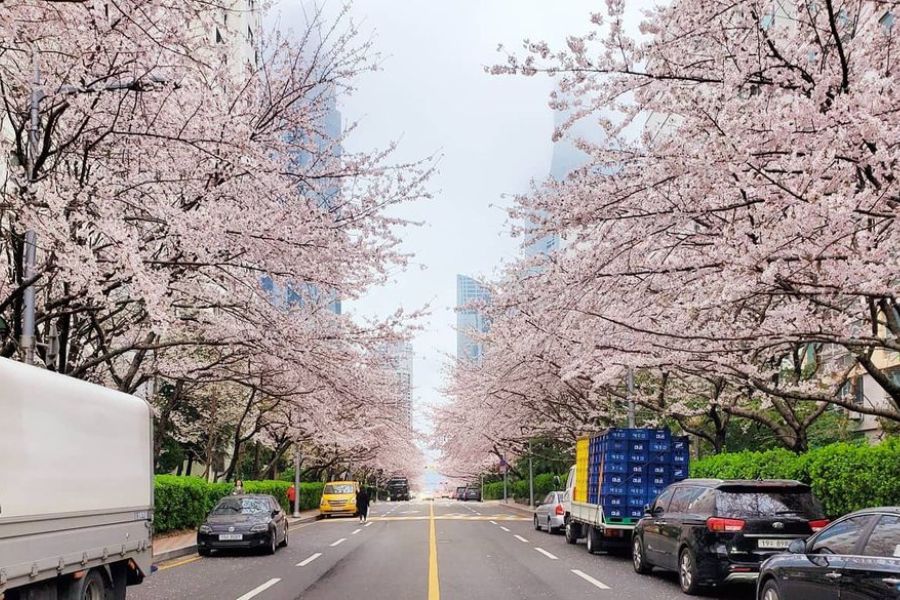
[199,524,212,534]
[250,523,270,532]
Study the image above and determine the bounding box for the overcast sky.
[270,1,599,475]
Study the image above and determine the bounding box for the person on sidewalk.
[231,480,244,495]
[356,487,370,523]
[287,484,296,509]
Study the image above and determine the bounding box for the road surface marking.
[500,526,510,532]
[352,528,362,534]
[296,553,322,567]
[489,520,498,525]
[571,570,611,590]
[157,555,202,571]
[235,578,281,600]
[365,522,373,527]
[514,535,529,543]
[330,538,346,547]
[429,501,440,600]
[535,548,559,560]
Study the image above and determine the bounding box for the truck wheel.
[586,526,603,554]
[61,569,108,600]
[565,520,580,544]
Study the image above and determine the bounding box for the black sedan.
[757,507,900,600]
[197,494,289,556]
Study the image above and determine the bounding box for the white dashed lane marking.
[514,534,529,543]
[296,553,321,567]
[330,538,346,547]
[572,569,611,590]
[235,578,280,600]
[535,548,558,560]
[500,526,510,532]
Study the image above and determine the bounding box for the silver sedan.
[533,491,566,533]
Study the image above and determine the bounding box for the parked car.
[456,486,467,501]
[465,486,482,501]
[757,507,900,600]
[320,480,360,517]
[534,491,566,534]
[197,494,288,556]
[632,479,828,595]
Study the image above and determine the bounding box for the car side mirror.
[788,539,806,554]
[272,509,280,518]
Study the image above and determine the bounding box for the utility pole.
[503,462,508,504]
[292,444,301,518]
[627,367,636,428]
[21,57,41,365]
[528,439,534,508]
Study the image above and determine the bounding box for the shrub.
[691,439,900,518]
[153,476,326,534]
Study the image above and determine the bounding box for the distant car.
[632,479,828,595]
[756,507,900,600]
[456,486,467,501]
[421,493,434,502]
[534,491,565,534]
[465,487,481,501]
[197,494,288,556]
[320,481,360,517]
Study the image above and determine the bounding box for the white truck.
[0,357,153,600]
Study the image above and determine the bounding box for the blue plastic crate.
[627,495,646,508]
[605,506,627,518]
[624,473,644,486]
[606,429,629,440]
[627,463,644,475]
[628,451,649,464]
[603,473,626,485]
[627,507,645,519]
[649,464,670,476]
[629,440,648,453]
[601,495,627,508]
[672,466,688,480]
[649,440,670,452]
[672,437,689,451]
[649,474,669,486]
[650,429,671,441]
[602,483,627,495]
[646,485,665,499]
[627,484,644,497]
[673,451,689,465]
[605,439,627,452]
[627,429,650,441]
[603,461,627,474]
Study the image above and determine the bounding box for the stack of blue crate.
[591,427,690,523]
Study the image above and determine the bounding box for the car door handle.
[825,573,842,580]
[883,578,900,585]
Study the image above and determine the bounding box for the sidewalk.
[152,509,321,563]
[482,499,534,515]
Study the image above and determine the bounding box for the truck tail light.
[555,504,564,516]
[707,517,745,532]
[809,519,830,532]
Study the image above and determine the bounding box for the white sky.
[270,1,600,476]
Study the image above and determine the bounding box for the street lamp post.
[528,439,534,508]
[293,444,301,518]
[627,367,636,428]
[21,58,41,365]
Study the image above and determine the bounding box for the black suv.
[632,479,828,595]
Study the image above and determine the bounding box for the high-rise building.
[383,341,414,429]
[456,275,491,362]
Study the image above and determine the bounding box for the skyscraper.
[456,275,491,362]
[383,341,414,429]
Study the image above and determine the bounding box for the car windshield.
[211,497,270,515]
[324,484,355,494]
[716,489,823,518]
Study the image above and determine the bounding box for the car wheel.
[265,530,277,555]
[761,579,781,600]
[632,536,653,575]
[280,524,289,547]
[679,547,703,595]
[534,515,541,531]
[565,520,580,544]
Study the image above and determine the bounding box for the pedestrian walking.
[356,487,370,523]
[287,484,296,507]
[232,479,244,495]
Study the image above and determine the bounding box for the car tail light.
[809,519,829,532]
[555,504,564,516]
[707,517,745,532]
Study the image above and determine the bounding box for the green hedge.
[153,475,325,534]
[691,439,900,518]
[483,473,566,502]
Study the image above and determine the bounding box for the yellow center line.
[428,501,440,600]
[157,555,202,571]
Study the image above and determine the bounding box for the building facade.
[383,341,414,430]
[456,275,491,362]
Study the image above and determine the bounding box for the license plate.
[758,538,792,549]
[219,533,243,541]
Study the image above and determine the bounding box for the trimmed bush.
[691,439,900,518]
[482,473,566,502]
[153,476,326,534]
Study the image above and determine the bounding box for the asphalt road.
[132,500,757,600]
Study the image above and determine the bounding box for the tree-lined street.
[135,501,756,600]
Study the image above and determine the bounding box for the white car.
[534,491,566,533]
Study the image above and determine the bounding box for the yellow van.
[319,481,359,517]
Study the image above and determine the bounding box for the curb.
[151,513,322,564]
[484,500,534,515]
